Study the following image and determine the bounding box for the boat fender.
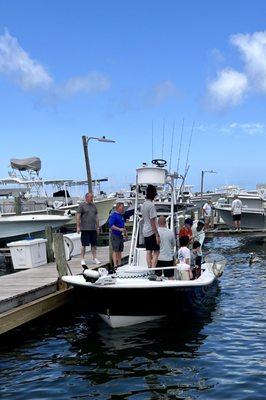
[212,261,224,278]
[83,269,100,283]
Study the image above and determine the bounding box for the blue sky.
[1,0,266,193]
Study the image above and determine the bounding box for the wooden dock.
[0,240,131,335]
[205,228,266,239]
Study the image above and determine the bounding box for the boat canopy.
[10,157,41,172]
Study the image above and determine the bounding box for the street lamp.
[82,135,116,193]
[200,170,216,199]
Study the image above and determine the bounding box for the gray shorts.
[111,234,124,252]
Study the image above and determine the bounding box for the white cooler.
[7,238,47,269]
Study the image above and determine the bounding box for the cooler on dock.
[7,238,47,269]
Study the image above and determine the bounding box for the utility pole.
[82,135,93,193]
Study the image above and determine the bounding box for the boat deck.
[0,241,131,334]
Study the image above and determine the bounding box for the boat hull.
[216,206,266,229]
[73,280,218,327]
[0,215,70,241]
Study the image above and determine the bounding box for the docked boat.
[0,214,71,241]
[215,204,266,230]
[62,160,225,328]
[0,157,115,228]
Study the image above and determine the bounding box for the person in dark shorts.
[141,184,160,268]
[76,192,101,268]
[156,216,176,279]
[109,202,126,269]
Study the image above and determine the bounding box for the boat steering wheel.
[152,159,167,168]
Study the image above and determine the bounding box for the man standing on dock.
[202,200,212,230]
[231,194,243,231]
[76,192,101,267]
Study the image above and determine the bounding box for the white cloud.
[229,122,266,135]
[231,31,266,92]
[61,72,110,96]
[207,68,248,109]
[0,29,52,90]
[148,80,179,106]
[199,122,266,136]
[206,30,266,110]
[0,29,111,100]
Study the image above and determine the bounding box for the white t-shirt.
[203,203,212,217]
[158,227,176,261]
[178,247,191,264]
[141,200,157,237]
[192,222,205,246]
[231,198,242,215]
[192,222,205,256]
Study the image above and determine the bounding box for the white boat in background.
[0,157,116,228]
[215,205,266,230]
[0,214,71,241]
[214,184,266,230]
[63,160,226,328]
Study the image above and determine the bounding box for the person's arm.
[76,212,81,233]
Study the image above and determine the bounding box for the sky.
[1,0,266,193]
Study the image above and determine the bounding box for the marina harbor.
[1,3,266,399]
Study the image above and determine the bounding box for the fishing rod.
[161,118,165,159]
[184,120,195,174]
[169,120,175,172]
[176,118,184,176]
[151,120,154,160]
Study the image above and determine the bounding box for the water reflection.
[0,236,265,400]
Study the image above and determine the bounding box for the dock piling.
[45,225,54,262]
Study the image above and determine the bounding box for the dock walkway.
[205,228,266,238]
[0,241,131,334]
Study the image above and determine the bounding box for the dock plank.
[0,241,130,317]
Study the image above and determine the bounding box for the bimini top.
[10,157,41,172]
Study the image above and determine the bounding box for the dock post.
[53,233,68,289]
[45,225,54,262]
[14,197,22,215]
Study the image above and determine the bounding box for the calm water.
[0,237,265,399]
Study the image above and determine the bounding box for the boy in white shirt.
[178,235,193,279]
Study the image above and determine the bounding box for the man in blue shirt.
[109,202,126,269]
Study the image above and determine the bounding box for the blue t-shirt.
[109,211,125,236]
